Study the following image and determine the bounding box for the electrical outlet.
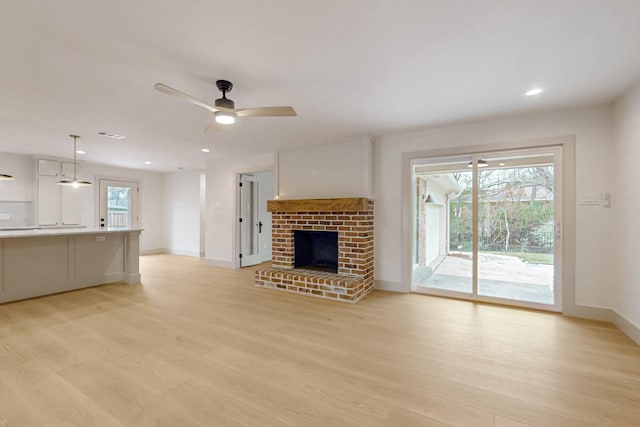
[600,192,611,207]
[96,236,106,242]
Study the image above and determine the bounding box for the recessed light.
[201,148,210,153]
[98,131,126,140]
[499,162,506,166]
[525,88,543,96]
[76,150,86,154]
[144,161,152,165]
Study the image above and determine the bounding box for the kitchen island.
[0,228,142,304]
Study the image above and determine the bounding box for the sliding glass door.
[411,147,561,311]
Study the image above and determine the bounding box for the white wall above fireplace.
[276,136,373,200]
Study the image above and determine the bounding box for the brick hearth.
[255,198,374,303]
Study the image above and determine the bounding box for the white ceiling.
[1,0,639,172]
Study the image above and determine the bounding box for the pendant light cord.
[71,134,79,181]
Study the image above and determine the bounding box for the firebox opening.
[294,230,338,273]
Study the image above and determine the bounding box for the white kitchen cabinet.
[36,159,86,226]
[37,176,60,226]
[61,162,76,178]
[37,159,60,176]
[60,185,82,225]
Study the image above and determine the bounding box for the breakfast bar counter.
[0,228,142,304]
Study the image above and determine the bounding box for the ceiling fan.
[154,79,296,131]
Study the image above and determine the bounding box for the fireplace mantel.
[267,197,369,213]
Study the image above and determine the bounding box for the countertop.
[0,227,143,239]
[0,225,87,231]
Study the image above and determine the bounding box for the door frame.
[409,146,562,312]
[95,176,141,229]
[238,174,261,267]
[233,168,274,268]
[401,136,577,315]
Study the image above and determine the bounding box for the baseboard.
[203,258,236,269]
[140,248,203,258]
[140,248,167,255]
[104,272,125,283]
[124,273,141,284]
[564,304,613,322]
[167,249,201,258]
[612,310,640,345]
[374,280,407,292]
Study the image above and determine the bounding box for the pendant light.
[0,173,15,180]
[58,135,92,188]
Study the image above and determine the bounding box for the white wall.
[612,81,640,335]
[164,170,203,257]
[375,106,614,312]
[204,152,274,267]
[277,136,373,199]
[0,152,34,201]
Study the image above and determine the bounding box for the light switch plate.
[579,193,600,206]
[0,213,10,220]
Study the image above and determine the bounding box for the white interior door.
[239,174,261,267]
[99,179,139,230]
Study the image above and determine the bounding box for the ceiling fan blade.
[154,83,220,114]
[235,106,297,117]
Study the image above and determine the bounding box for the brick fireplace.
[255,198,374,303]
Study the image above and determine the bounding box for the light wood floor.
[1,255,639,426]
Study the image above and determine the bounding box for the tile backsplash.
[0,201,34,227]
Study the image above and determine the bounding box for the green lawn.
[484,251,553,264]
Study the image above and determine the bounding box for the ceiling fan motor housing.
[215,97,235,109]
[216,79,233,93]
[215,79,235,108]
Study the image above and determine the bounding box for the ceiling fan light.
[0,174,15,180]
[467,160,489,168]
[215,111,236,125]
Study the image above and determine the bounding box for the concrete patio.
[413,252,554,305]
